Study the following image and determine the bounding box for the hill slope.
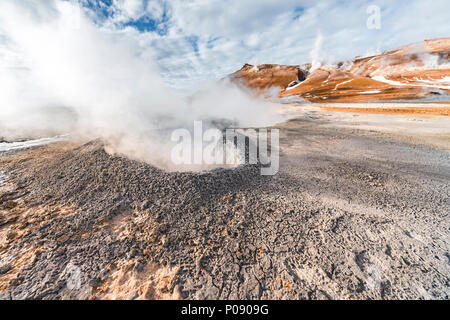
[231,38,450,102]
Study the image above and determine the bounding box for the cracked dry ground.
[0,118,449,300]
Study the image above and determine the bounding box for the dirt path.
[0,116,449,300]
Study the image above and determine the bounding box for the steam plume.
[0,0,282,169]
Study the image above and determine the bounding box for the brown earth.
[320,106,450,116]
[231,64,304,92]
[279,67,430,102]
[231,38,450,103]
[349,38,450,78]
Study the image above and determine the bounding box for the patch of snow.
[360,90,382,94]
[285,81,302,91]
[435,76,450,83]
[417,76,450,86]
[373,75,450,89]
[372,76,405,86]
[333,79,353,90]
[0,135,68,153]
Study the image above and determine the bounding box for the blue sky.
[82,0,170,34]
[2,0,450,91]
[0,0,449,145]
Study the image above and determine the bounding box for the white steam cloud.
[0,1,282,169]
[309,32,323,72]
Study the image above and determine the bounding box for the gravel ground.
[0,117,449,300]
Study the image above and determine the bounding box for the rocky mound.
[0,141,265,299]
[350,38,450,78]
[1,119,449,300]
[231,64,307,92]
[279,66,430,102]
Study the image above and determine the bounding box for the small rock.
[89,278,101,289]
[140,200,151,210]
[0,264,11,274]
[128,291,139,300]
[4,200,17,209]
[0,290,12,300]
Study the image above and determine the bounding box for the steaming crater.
[0,1,282,169]
[102,123,267,173]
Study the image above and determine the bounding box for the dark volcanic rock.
[0,118,449,300]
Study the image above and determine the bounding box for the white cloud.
[0,0,448,168]
[113,0,145,21]
[110,0,449,90]
[2,0,450,92]
[0,0,282,169]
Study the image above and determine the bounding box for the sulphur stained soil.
[234,38,450,103]
[0,116,449,300]
[320,106,450,116]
